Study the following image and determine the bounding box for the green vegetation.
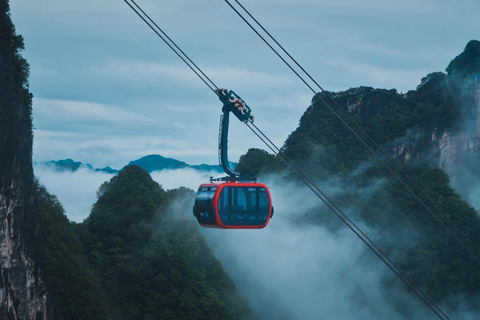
[237,41,480,309]
[446,40,480,81]
[235,148,282,177]
[37,165,254,320]
[282,81,459,175]
[35,182,107,319]
[0,0,34,189]
[357,166,480,304]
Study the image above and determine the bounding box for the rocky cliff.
[328,41,480,208]
[435,41,480,200]
[437,77,480,169]
[333,42,480,179]
[0,2,54,319]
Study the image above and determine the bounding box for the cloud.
[467,186,480,211]
[31,95,221,167]
[255,0,479,17]
[91,59,293,89]
[33,98,156,132]
[34,165,115,222]
[33,165,217,222]
[32,129,220,169]
[200,173,433,320]
[30,91,293,168]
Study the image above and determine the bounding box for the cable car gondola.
[194,181,273,229]
[193,89,274,229]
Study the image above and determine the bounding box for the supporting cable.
[124,0,219,94]
[224,0,480,265]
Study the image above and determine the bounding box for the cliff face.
[0,2,54,319]
[338,43,480,178]
[293,43,480,190]
[437,77,480,165]
[437,41,480,181]
[337,42,480,208]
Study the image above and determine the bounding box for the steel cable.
[124,0,219,94]
[123,1,449,318]
[224,0,480,265]
[246,122,449,320]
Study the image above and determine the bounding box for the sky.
[9,0,480,169]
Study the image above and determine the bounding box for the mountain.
[45,158,94,171]
[128,154,236,173]
[41,154,237,175]
[34,164,256,319]
[270,41,480,192]
[235,40,480,312]
[42,158,119,174]
[74,165,255,319]
[128,154,189,171]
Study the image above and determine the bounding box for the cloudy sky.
[9,0,480,169]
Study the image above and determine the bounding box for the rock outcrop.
[437,41,480,176]
[0,2,54,319]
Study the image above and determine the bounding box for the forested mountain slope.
[236,40,480,311]
[36,165,256,320]
[74,165,255,320]
[281,41,480,173]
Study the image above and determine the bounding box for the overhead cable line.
[123,1,449,318]
[224,0,480,265]
[246,121,449,320]
[124,0,219,94]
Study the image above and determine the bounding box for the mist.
[33,164,477,319]
[200,173,437,320]
[441,76,480,212]
[33,164,220,222]
[34,164,115,222]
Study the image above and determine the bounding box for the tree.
[35,182,107,319]
[76,165,255,319]
[235,148,282,177]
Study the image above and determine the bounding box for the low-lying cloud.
[33,164,219,222]
[34,165,115,222]
[33,165,476,319]
[201,174,433,320]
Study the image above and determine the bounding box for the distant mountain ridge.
[40,154,236,174]
[42,158,119,174]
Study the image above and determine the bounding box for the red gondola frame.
[196,181,273,229]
